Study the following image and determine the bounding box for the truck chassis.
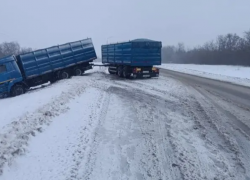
[107,65,159,78]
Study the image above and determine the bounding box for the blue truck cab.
[0,56,23,97]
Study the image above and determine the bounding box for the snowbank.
[158,64,250,87]
[2,87,106,180]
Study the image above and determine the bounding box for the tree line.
[162,29,250,66]
[0,42,32,59]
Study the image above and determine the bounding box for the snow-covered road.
[1,67,250,180]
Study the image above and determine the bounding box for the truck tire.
[11,84,25,97]
[108,67,116,74]
[117,66,124,77]
[123,67,131,78]
[61,71,70,79]
[74,68,82,76]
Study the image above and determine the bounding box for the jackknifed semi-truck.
[101,39,162,78]
[0,38,97,97]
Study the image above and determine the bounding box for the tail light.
[133,68,141,73]
[152,67,159,73]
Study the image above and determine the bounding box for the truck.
[101,39,162,78]
[0,38,97,97]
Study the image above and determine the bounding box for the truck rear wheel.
[123,67,131,78]
[11,84,25,97]
[61,71,70,79]
[74,68,82,76]
[117,66,124,77]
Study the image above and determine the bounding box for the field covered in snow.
[0,66,250,180]
[158,64,250,87]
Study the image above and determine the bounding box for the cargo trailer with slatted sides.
[101,39,162,78]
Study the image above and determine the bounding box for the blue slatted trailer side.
[17,38,96,80]
[102,39,162,78]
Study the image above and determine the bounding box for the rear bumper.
[132,72,159,78]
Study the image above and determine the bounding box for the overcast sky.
[0,0,249,56]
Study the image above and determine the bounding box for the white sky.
[0,0,249,56]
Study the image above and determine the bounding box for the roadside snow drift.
[158,64,250,87]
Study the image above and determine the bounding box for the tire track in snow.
[64,89,108,180]
[109,86,183,180]
[184,87,247,179]
[132,98,180,180]
[134,74,250,179]
[111,76,247,180]
[202,89,250,138]
[74,89,111,180]
[193,87,250,179]
[100,77,202,179]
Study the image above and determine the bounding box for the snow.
[0,79,80,130]
[2,88,105,180]
[92,61,103,65]
[0,66,250,179]
[158,64,250,87]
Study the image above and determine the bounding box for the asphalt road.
[160,69,250,109]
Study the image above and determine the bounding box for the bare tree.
[244,30,250,46]
[161,29,250,66]
[161,46,176,63]
[0,42,32,58]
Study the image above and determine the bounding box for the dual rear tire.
[122,67,131,78]
[60,68,83,80]
[117,66,124,77]
[117,66,130,78]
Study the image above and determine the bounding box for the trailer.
[0,38,97,97]
[101,39,162,78]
